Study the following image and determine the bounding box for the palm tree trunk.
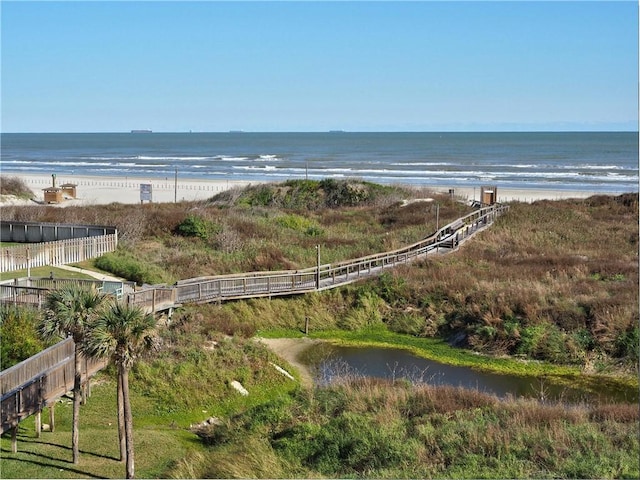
[121,365,135,479]
[118,372,126,462]
[72,347,81,464]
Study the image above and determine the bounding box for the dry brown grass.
[0,176,34,198]
[4,187,637,367]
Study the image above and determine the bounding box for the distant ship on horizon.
[131,129,152,134]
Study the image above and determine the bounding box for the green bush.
[222,179,401,210]
[375,272,409,306]
[518,322,569,363]
[274,411,418,475]
[615,327,640,364]
[95,250,171,285]
[0,305,48,368]
[175,214,220,240]
[274,214,316,232]
[241,185,276,207]
[338,291,385,330]
[386,311,425,336]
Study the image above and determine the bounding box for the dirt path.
[55,264,123,282]
[257,337,322,388]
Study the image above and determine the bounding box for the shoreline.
[258,334,638,400]
[2,173,632,207]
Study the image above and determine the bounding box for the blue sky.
[1,1,638,132]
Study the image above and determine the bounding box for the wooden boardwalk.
[0,203,508,441]
[1,338,107,437]
[128,203,508,312]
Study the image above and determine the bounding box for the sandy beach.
[1,173,617,207]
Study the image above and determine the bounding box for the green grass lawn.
[0,266,96,282]
[0,379,206,479]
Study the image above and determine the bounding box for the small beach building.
[43,187,63,204]
[60,183,78,199]
[480,186,498,205]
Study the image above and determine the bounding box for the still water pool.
[299,344,637,404]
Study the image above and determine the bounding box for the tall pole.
[174,167,178,203]
[315,244,320,290]
[435,205,440,253]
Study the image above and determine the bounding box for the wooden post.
[35,411,42,437]
[11,426,18,453]
[50,404,56,432]
[305,317,309,335]
[315,245,320,290]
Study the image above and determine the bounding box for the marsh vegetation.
[1,180,638,478]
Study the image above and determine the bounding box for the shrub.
[375,272,409,306]
[274,411,418,475]
[0,305,49,368]
[274,214,316,232]
[0,176,34,199]
[386,311,425,336]
[175,214,220,240]
[615,327,640,364]
[95,250,172,285]
[338,290,385,330]
[518,322,569,363]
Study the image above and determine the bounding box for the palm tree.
[40,284,108,464]
[85,301,157,479]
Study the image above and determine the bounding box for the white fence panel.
[0,234,118,273]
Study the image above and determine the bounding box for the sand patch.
[257,337,321,388]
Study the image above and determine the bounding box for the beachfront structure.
[481,186,498,205]
[42,187,63,204]
[60,183,77,199]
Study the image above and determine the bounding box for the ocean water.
[1,132,637,193]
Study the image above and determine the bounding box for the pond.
[298,343,637,404]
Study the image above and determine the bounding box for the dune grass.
[2,184,638,478]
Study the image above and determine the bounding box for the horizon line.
[2,129,639,135]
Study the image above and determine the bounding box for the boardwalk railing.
[1,337,107,435]
[1,234,118,273]
[0,278,136,308]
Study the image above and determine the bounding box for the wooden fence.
[1,337,107,435]
[1,221,117,243]
[0,278,136,308]
[0,234,118,273]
